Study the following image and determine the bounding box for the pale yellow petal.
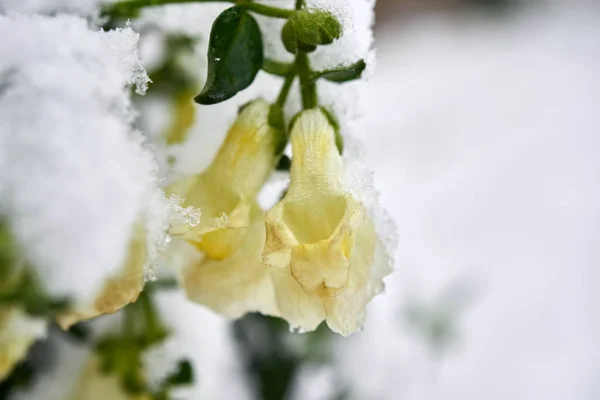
[263,202,295,269]
[290,239,349,292]
[269,267,326,332]
[320,218,377,336]
[167,99,280,262]
[57,225,146,329]
[207,99,282,196]
[181,204,278,318]
[0,307,46,380]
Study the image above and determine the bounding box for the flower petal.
[0,307,46,380]
[57,225,146,329]
[181,204,278,318]
[319,218,377,336]
[269,267,326,332]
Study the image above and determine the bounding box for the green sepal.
[310,59,366,83]
[281,10,342,54]
[195,6,264,105]
[269,104,289,156]
[268,103,285,131]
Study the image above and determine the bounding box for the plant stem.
[139,289,166,343]
[124,301,137,337]
[296,53,317,109]
[106,0,293,19]
[241,1,293,18]
[147,277,179,290]
[262,59,295,77]
[277,72,296,107]
[295,0,304,10]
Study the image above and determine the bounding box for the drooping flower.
[167,99,283,317]
[264,109,390,336]
[0,306,46,379]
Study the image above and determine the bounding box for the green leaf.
[165,359,194,386]
[310,59,366,83]
[195,6,263,105]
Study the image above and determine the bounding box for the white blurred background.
[332,0,600,399]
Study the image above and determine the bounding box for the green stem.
[139,289,166,344]
[241,1,293,18]
[147,277,179,290]
[106,0,293,19]
[277,72,296,107]
[296,53,317,109]
[295,0,304,10]
[124,301,137,337]
[262,59,294,77]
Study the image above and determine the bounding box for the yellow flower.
[57,225,147,329]
[167,99,282,317]
[0,306,46,379]
[264,109,386,336]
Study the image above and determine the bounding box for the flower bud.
[281,10,342,54]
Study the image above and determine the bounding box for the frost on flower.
[166,99,281,318]
[0,14,162,323]
[264,109,393,336]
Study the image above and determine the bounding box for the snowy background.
[334,1,600,399]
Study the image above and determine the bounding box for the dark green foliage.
[164,360,193,386]
[0,362,34,397]
[0,220,70,318]
[233,314,338,400]
[148,35,199,96]
[195,6,264,105]
[0,336,56,398]
[310,59,366,83]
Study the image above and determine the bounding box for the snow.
[150,290,252,399]
[0,0,113,18]
[0,14,158,303]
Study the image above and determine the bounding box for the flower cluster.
[168,104,392,336]
[0,0,395,396]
